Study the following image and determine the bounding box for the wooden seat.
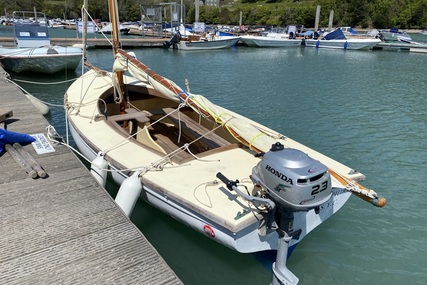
[107,107,234,164]
[107,112,150,124]
[162,107,230,149]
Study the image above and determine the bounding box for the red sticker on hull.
[203,225,215,238]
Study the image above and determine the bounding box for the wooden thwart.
[107,112,150,124]
[162,107,230,149]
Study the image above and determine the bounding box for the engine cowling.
[251,142,332,211]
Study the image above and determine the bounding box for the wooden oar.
[328,168,386,207]
[13,143,46,178]
[5,144,38,179]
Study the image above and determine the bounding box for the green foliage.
[1,0,426,29]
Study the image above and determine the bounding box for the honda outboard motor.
[251,142,332,211]
[250,142,334,285]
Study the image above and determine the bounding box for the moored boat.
[164,31,240,50]
[240,26,303,48]
[378,27,412,42]
[0,11,82,74]
[304,29,381,50]
[65,1,387,284]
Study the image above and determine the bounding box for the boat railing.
[12,11,47,24]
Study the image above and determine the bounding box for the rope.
[47,124,151,174]
[112,72,123,104]
[102,105,183,154]
[81,6,114,46]
[343,180,378,199]
[0,47,39,59]
[4,76,63,107]
[11,77,77,85]
[249,132,266,150]
[193,180,219,208]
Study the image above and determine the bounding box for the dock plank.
[0,68,183,285]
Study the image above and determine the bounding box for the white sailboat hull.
[66,69,355,254]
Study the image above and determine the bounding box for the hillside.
[1,0,426,29]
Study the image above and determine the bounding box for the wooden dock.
[0,36,166,48]
[0,68,183,284]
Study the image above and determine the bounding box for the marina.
[0,66,183,284]
[1,22,427,284]
[62,3,389,284]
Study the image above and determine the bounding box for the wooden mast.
[109,0,126,114]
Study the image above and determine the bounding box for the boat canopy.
[349,27,358,35]
[323,29,346,40]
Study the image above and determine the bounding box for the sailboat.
[65,1,386,284]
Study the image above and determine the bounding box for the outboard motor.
[163,31,181,49]
[250,142,333,285]
[251,142,332,212]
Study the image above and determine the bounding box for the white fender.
[90,152,108,187]
[25,94,49,115]
[115,171,142,217]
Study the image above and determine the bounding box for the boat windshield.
[13,23,50,48]
[14,23,50,39]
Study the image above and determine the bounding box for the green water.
[9,39,427,285]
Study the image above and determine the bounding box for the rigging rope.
[11,77,77,85]
[4,75,63,107]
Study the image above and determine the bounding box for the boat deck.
[0,68,183,284]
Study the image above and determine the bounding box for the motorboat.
[240,26,303,47]
[304,29,381,50]
[164,31,240,50]
[0,11,82,74]
[378,27,412,42]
